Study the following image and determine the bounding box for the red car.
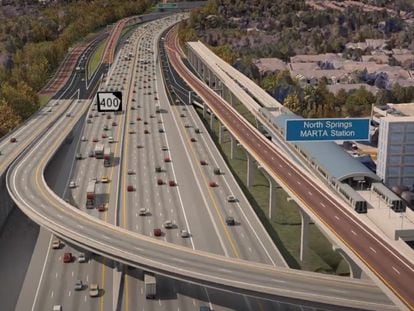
[10,137,17,143]
[164,157,171,163]
[157,178,164,185]
[153,228,162,237]
[127,185,134,192]
[92,138,99,142]
[112,121,117,126]
[63,252,73,263]
[200,160,208,166]
[102,133,107,139]
[98,204,106,212]
[190,138,197,142]
[209,181,218,187]
[169,180,177,187]
[137,117,142,121]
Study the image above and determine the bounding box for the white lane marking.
[334,215,340,220]
[55,272,58,278]
[50,291,54,298]
[308,191,312,196]
[297,181,301,185]
[32,234,54,310]
[351,230,357,236]
[320,203,326,208]
[68,290,72,297]
[71,271,74,277]
[370,247,377,253]
[86,275,89,282]
[392,266,400,275]
[84,295,87,302]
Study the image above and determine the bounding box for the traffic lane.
[165,30,414,308]
[17,135,393,309]
[184,104,287,267]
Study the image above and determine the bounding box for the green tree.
[344,87,375,116]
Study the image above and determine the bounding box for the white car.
[180,229,190,238]
[89,283,99,297]
[69,181,76,188]
[78,253,87,263]
[52,239,61,249]
[139,208,148,216]
[81,136,87,141]
[227,195,237,202]
[163,220,174,229]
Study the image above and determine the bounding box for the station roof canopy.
[271,113,381,182]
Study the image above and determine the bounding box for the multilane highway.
[5,16,396,311]
[164,25,414,310]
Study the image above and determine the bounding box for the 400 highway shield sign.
[97,92,122,112]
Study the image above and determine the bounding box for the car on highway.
[227,195,237,202]
[76,153,82,160]
[97,203,107,212]
[101,176,109,183]
[190,137,197,142]
[92,138,99,142]
[88,150,94,157]
[89,283,99,297]
[200,160,208,166]
[157,178,164,185]
[136,117,142,121]
[144,129,150,134]
[10,137,17,143]
[139,208,149,216]
[74,280,83,291]
[155,166,162,173]
[199,306,211,311]
[127,185,134,192]
[102,133,107,139]
[69,181,76,188]
[153,228,162,237]
[108,136,114,143]
[137,144,143,149]
[106,115,112,120]
[52,239,61,249]
[180,229,190,238]
[180,113,185,118]
[103,125,109,131]
[169,180,177,187]
[164,157,171,163]
[87,119,92,124]
[63,252,73,263]
[78,253,87,263]
[66,113,71,117]
[195,128,200,134]
[185,124,191,128]
[213,168,221,175]
[158,128,164,133]
[163,220,174,229]
[53,305,62,311]
[209,181,218,187]
[225,216,236,226]
[127,169,135,175]
[129,120,134,125]
[112,121,117,126]
[131,106,135,110]
[129,129,135,134]
[143,121,148,125]
[161,145,168,151]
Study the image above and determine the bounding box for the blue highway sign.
[285,118,370,142]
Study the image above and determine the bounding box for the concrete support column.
[208,69,212,87]
[218,123,224,144]
[258,167,279,219]
[210,111,214,131]
[246,151,254,189]
[229,92,234,106]
[203,102,206,118]
[333,246,363,278]
[299,207,310,262]
[230,134,235,160]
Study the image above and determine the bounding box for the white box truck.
[144,274,156,299]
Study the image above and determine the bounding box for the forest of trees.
[178,0,414,118]
[0,0,152,136]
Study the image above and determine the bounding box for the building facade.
[377,116,414,187]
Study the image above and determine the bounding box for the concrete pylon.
[333,246,362,278]
[218,124,224,144]
[299,207,310,262]
[258,166,279,219]
[210,111,214,132]
[246,151,254,189]
[203,102,206,118]
[230,135,235,159]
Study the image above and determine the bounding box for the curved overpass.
[6,32,396,311]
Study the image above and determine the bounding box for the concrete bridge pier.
[218,123,224,144]
[230,135,236,160]
[246,151,255,189]
[299,207,310,262]
[210,111,214,132]
[258,166,280,219]
[333,246,363,278]
[202,102,206,118]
